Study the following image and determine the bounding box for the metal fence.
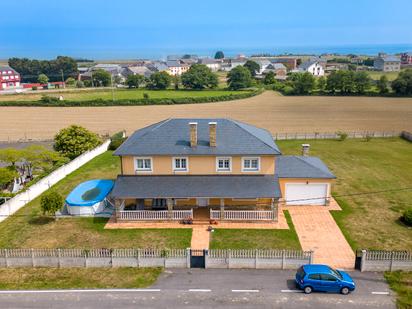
[360,250,412,272]
[206,249,313,269]
[273,131,401,140]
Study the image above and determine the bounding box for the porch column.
[167,198,173,219]
[271,198,279,222]
[114,199,122,222]
[220,198,225,220]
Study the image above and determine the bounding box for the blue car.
[295,264,356,295]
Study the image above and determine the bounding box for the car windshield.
[329,267,343,280]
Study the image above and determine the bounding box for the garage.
[285,183,329,205]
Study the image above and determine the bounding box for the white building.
[197,58,222,72]
[298,60,325,76]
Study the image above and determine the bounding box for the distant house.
[373,55,401,72]
[80,64,128,83]
[271,58,298,70]
[298,59,325,76]
[263,63,287,80]
[166,60,190,76]
[324,62,348,73]
[254,59,272,75]
[197,58,222,72]
[0,66,21,91]
[126,66,155,78]
[221,58,247,72]
[400,52,412,66]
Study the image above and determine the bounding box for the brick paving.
[285,198,355,270]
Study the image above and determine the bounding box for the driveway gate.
[190,249,206,268]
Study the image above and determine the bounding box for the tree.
[0,148,23,167]
[126,74,144,88]
[317,76,327,93]
[243,60,260,76]
[92,69,111,87]
[173,75,180,90]
[147,71,172,90]
[391,69,412,96]
[353,71,372,94]
[214,51,225,59]
[288,72,316,95]
[0,167,18,188]
[40,191,63,215]
[65,77,76,87]
[22,145,68,177]
[263,71,276,85]
[181,64,218,90]
[38,74,49,84]
[326,71,356,94]
[76,80,85,88]
[54,125,101,159]
[376,75,389,94]
[227,66,253,90]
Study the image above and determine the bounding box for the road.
[0,269,395,308]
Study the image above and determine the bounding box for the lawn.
[0,151,192,249]
[385,271,412,309]
[0,267,161,289]
[209,210,301,250]
[366,70,400,81]
[277,137,412,251]
[0,89,244,102]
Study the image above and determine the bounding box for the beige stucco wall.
[121,155,276,175]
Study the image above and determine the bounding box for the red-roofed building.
[0,66,21,90]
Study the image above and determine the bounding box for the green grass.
[209,210,301,250]
[0,151,192,249]
[0,89,244,102]
[0,268,161,289]
[367,70,400,81]
[385,271,412,309]
[277,137,412,251]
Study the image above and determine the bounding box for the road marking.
[232,289,259,293]
[188,289,211,292]
[372,291,390,295]
[0,289,161,294]
[281,289,302,293]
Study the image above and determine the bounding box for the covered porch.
[110,175,281,223]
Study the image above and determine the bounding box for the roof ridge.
[135,118,172,140]
[231,119,280,154]
[293,156,330,177]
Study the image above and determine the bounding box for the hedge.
[0,89,263,107]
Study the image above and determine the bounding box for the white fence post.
[360,250,367,272]
[137,249,141,268]
[57,249,61,268]
[186,248,191,268]
[228,249,231,269]
[31,248,35,267]
[390,251,394,272]
[255,249,258,269]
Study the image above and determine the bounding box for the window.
[308,274,321,280]
[135,157,152,172]
[216,157,231,172]
[242,157,260,171]
[173,157,188,172]
[320,274,337,281]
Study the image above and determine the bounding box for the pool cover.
[65,179,114,207]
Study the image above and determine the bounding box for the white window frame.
[216,157,232,172]
[173,156,189,172]
[134,157,153,173]
[242,157,260,172]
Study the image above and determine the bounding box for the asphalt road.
[0,269,395,309]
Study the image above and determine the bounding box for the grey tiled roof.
[111,175,281,199]
[114,118,281,156]
[382,56,401,62]
[276,156,336,179]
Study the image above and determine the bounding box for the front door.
[197,198,209,207]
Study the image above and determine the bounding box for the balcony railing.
[119,210,193,221]
[210,209,274,221]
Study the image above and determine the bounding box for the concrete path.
[191,226,210,250]
[285,201,355,269]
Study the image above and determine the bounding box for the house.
[221,58,247,72]
[373,55,401,72]
[298,59,325,76]
[400,53,412,66]
[271,58,298,70]
[0,66,21,91]
[80,64,128,83]
[126,65,155,78]
[263,63,287,80]
[197,58,222,72]
[110,119,335,223]
[166,60,190,76]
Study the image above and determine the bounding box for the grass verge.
[384,271,412,309]
[0,268,161,290]
[209,210,301,250]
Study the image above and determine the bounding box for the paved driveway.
[285,203,355,269]
[0,269,394,308]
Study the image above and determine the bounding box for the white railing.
[119,210,193,221]
[210,209,274,221]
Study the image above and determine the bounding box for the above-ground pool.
[65,179,114,216]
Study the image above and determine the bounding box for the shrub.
[0,167,18,188]
[76,80,85,88]
[54,125,101,159]
[40,191,63,215]
[336,131,348,141]
[41,95,59,103]
[109,131,126,150]
[32,86,38,91]
[143,93,150,99]
[365,134,373,142]
[401,209,412,226]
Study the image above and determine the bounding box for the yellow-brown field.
[0,91,411,140]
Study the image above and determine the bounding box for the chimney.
[189,122,198,147]
[302,144,310,156]
[209,122,217,147]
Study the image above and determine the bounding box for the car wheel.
[341,287,350,295]
[304,286,313,294]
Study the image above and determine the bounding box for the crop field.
[0,91,411,140]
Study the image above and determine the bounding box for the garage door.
[285,183,328,205]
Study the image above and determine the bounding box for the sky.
[1,0,412,59]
